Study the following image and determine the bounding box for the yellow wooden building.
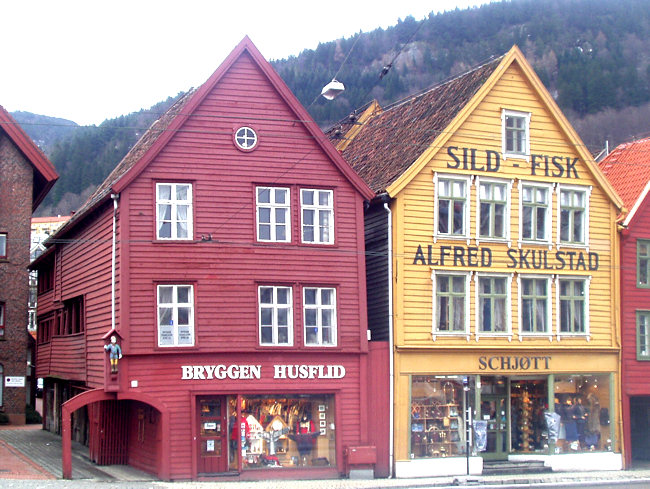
[334,46,624,476]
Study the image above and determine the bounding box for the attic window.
[234,126,258,151]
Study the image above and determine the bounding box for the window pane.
[159,286,173,303]
[258,188,270,203]
[158,185,171,200]
[302,190,314,206]
[438,201,449,233]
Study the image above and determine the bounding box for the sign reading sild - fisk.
[447,146,580,179]
[413,245,599,271]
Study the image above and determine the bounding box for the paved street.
[4,425,650,488]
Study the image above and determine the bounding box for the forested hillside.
[18,0,650,216]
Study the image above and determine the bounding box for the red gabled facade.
[600,137,650,466]
[32,37,385,480]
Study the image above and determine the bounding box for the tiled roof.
[50,90,194,239]
[598,137,650,217]
[334,56,502,194]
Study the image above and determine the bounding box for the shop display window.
[510,379,548,453]
[553,375,611,453]
[410,376,467,458]
[233,395,335,469]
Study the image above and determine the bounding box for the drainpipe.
[111,194,119,331]
[383,199,394,478]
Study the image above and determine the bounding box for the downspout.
[111,193,119,331]
[383,200,394,478]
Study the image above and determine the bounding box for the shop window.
[520,182,551,243]
[553,375,611,452]
[502,109,530,159]
[558,278,588,335]
[519,276,550,335]
[433,272,469,335]
[259,286,293,346]
[303,287,336,346]
[0,233,6,258]
[156,183,193,240]
[510,379,548,453]
[235,394,335,469]
[478,179,509,240]
[301,189,334,244]
[0,302,4,338]
[637,311,650,360]
[157,284,194,347]
[558,186,589,246]
[410,376,467,458]
[257,187,290,242]
[435,174,469,238]
[638,240,650,288]
[477,275,510,335]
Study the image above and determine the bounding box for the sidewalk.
[4,424,650,487]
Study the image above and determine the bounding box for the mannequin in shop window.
[292,413,318,465]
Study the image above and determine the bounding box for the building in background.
[31,37,384,481]
[332,46,624,476]
[0,106,58,424]
[599,136,650,467]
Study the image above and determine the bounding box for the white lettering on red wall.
[180,364,346,380]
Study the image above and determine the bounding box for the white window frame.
[259,286,293,346]
[432,271,471,340]
[156,183,193,240]
[557,184,591,248]
[234,126,258,151]
[502,109,531,160]
[518,181,553,246]
[157,284,195,347]
[474,273,512,340]
[637,311,650,360]
[476,177,512,244]
[256,187,291,243]
[518,275,552,341]
[300,189,334,245]
[556,275,590,340]
[434,173,471,242]
[303,287,337,346]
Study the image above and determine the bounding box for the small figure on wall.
[104,335,122,373]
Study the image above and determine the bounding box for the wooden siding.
[621,194,650,390]
[36,334,86,381]
[122,51,367,356]
[393,61,619,350]
[127,352,363,480]
[365,204,390,341]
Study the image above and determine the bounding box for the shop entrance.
[480,394,508,460]
[197,396,228,474]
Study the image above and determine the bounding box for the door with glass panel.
[480,395,509,460]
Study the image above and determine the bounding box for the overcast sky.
[1,0,489,125]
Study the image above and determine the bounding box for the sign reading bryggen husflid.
[335,46,624,477]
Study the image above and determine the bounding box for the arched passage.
[62,389,170,480]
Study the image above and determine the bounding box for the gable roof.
[52,36,374,239]
[0,105,58,211]
[333,56,502,194]
[335,46,623,212]
[599,137,650,226]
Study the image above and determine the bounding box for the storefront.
[398,352,621,476]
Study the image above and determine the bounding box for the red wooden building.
[31,37,387,480]
[0,105,58,424]
[599,137,650,467]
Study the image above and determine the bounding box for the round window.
[234,126,258,151]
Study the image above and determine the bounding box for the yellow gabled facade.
[382,47,623,477]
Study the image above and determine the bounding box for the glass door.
[480,394,509,460]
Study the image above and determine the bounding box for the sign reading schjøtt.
[180,364,346,381]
